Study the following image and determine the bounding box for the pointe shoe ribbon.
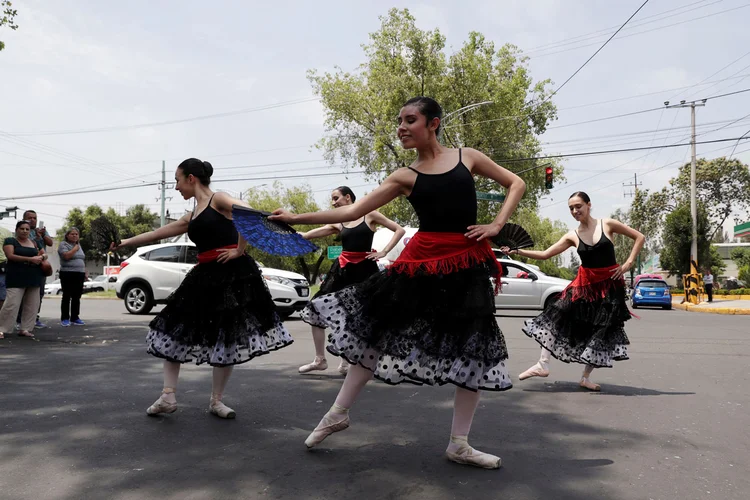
[147,387,177,415]
[299,357,328,374]
[445,436,501,470]
[209,393,236,419]
[519,363,550,381]
[304,404,350,448]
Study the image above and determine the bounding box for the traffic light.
[545,166,554,189]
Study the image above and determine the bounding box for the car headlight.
[264,275,296,287]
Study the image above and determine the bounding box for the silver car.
[494,255,571,310]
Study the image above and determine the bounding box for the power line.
[8,97,319,137]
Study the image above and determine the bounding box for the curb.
[671,302,750,315]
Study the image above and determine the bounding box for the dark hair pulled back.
[178,158,214,186]
[16,220,31,230]
[403,96,443,134]
[569,191,591,203]
[334,186,356,202]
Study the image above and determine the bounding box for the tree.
[243,182,335,283]
[731,248,750,282]
[658,203,725,277]
[57,204,159,263]
[308,8,559,226]
[0,1,18,51]
[610,206,651,281]
[636,157,750,246]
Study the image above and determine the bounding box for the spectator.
[0,220,46,338]
[58,227,86,326]
[0,224,12,312]
[16,210,52,329]
[704,268,714,303]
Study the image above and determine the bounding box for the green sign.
[476,192,506,202]
[735,221,750,238]
[327,246,343,259]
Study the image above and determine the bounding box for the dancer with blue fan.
[271,97,526,469]
[111,158,293,419]
[297,186,405,376]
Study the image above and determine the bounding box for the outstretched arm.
[270,171,408,225]
[504,232,576,261]
[366,211,406,260]
[299,224,340,240]
[117,215,190,248]
[464,148,526,241]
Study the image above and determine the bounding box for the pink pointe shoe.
[445,435,502,469]
[337,359,349,375]
[304,404,350,448]
[579,378,601,391]
[146,387,177,416]
[299,356,328,374]
[209,393,236,419]
[519,362,550,381]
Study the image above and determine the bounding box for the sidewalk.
[672,297,750,315]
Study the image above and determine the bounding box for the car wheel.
[544,293,560,310]
[124,284,154,315]
[94,287,104,292]
[663,304,672,310]
[277,311,293,321]
[631,302,638,309]
[56,289,63,295]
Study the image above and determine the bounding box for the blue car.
[631,279,672,310]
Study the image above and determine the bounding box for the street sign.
[476,192,505,202]
[327,246,343,259]
[734,221,750,239]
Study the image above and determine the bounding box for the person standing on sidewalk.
[16,210,53,329]
[0,225,12,313]
[703,269,714,303]
[58,227,87,327]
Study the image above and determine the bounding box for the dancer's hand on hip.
[610,261,632,280]
[366,250,386,260]
[465,222,502,241]
[216,247,244,263]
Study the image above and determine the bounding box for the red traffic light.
[545,167,553,175]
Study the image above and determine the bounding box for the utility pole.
[623,172,643,274]
[160,160,166,227]
[665,99,706,304]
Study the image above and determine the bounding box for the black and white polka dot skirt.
[308,258,512,392]
[521,279,631,367]
[146,255,293,367]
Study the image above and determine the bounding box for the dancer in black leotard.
[298,186,404,375]
[504,191,644,391]
[271,97,526,469]
[113,159,292,418]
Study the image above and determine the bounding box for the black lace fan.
[89,216,121,253]
[491,223,534,251]
[231,205,318,257]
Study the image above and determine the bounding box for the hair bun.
[202,161,214,177]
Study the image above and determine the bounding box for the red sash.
[388,232,501,292]
[197,245,238,264]
[338,251,371,268]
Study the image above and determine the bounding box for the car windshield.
[638,280,667,289]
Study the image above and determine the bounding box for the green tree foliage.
[610,207,651,281]
[309,8,559,226]
[731,247,750,282]
[0,1,18,51]
[243,182,334,283]
[659,203,725,276]
[57,205,159,263]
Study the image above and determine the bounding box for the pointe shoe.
[446,436,501,470]
[337,359,349,375]
[519,362,549,381]
[147,387,177,416]
[304,406,350,448]
[299,356,328,374]
[580,379,601,391]
[209,394,236,419]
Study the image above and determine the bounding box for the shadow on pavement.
[522,380,696,397]
[1,321,652,500]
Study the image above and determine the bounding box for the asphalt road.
[0,298,748,500]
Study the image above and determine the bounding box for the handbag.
[40,259,53,277]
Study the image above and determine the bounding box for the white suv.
[494,252,571,310]
[114,242,310,318]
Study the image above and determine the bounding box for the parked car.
[44,279,63,295]
[494,255,571,310]
[631,278,672,310]
[83,274,119,293]
[114,242,310,317]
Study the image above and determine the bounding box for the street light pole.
[665,99,706,304]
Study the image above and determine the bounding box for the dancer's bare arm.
[605,218,645,279]
[366,211,406,260]
[117,215,190,248]
[504,232,576,261]
[300,225,340,240]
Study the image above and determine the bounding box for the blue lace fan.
[231,205,318,257]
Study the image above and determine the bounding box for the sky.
[1,0,750,242]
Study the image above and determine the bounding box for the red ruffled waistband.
[565,265,638,317]
[388,232,501,292]
[338,250,371,268]
[197,245,238,264]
